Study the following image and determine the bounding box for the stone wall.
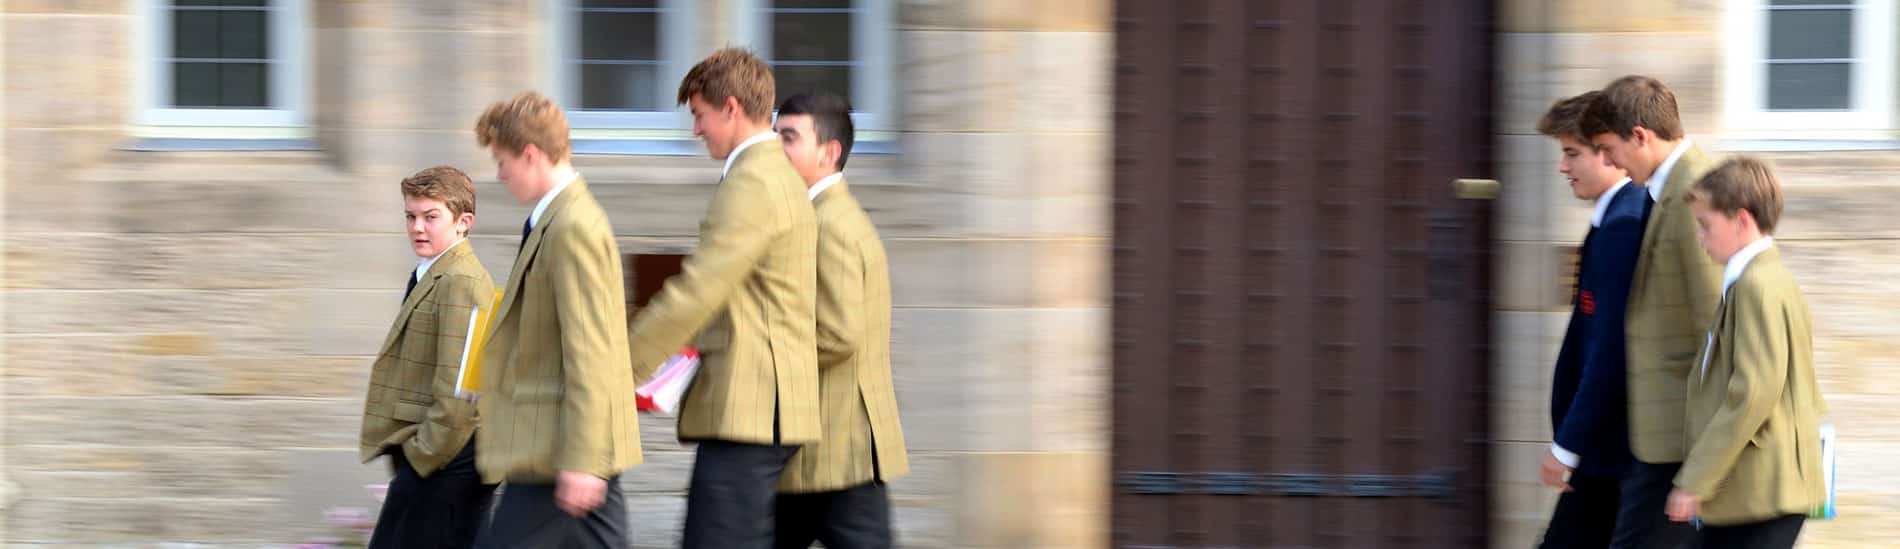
[1,0,1112,546]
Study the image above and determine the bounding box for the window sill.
[1712,138,1900,153]
[120,137,320,152]
[572,138,901,157]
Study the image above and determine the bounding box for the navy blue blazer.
[1551,182,1650,479]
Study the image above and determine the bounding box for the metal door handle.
[1453,178,1499,200]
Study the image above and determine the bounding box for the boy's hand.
[1539,451,1573,492]
[556,470,607,517]
[1666,488,1700,522]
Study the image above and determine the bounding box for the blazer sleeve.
[814,223,866,367]
[549,216,631,478]
[1676,287,1791,497]
[627,171,781,378]
[402,273,486,477]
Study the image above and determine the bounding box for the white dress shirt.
[723,132,780,178]
[807,173,842,202]
[1646,139,1694,203]
[415,238,467,282]
[1589,178,1634,229]
[529,167,581,230]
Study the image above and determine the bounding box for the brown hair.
[1580,75,1685,141]
[1687,156,1784,234]
[676,48,776,123]
[1537,91,1602,143]
[474,91,571,162]
[402,166,478,226]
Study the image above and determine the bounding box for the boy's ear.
[824,140,843,167]
[1630,126,1653,148]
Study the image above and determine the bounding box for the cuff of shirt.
[1550,443,1581,468]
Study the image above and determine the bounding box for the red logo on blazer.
[1579,290,1596,315]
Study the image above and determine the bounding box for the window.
[738,0,895,131]
[550,0,697,130]
[134,0,309,128]
[1724,0,1897,136]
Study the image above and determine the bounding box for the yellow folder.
[454,289,505,398]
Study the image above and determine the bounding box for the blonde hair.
[474,91,571,161]
[400,166,477,220]
[676,48,776,123]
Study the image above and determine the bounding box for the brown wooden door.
[1110,0,1495,547]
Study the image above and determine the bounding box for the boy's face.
[490,144,545,204]
[1590,129,1655,182]
[1557,136,1626,201]
[775,113,834,185]
[404,196,471,259]
[1692,198,1755,264]
[690,94,741,161]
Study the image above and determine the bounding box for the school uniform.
[1679,239,1826,548]
[1538,180,1649,549]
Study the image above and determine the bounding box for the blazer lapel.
[1631,194,1667,291]
[1697,293,1732,389]
[376,244,468,356]
[1631,145,1707,290]
[489,179,589,335]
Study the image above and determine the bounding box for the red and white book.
[635,348,699,415]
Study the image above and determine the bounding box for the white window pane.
[776,0,852,8]
[581,11,658,60]
[169,1,272,109]
[1769,9,1853,59]
[774,65,851,105]
[1768,62,1851,109]
[582,0,658,7]
[173,61,269,107]
[772,11,851,62]
[580,63,662,110]
[575,1,663,112]
[173,10,221,58]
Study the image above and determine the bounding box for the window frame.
[545,0,699,130]
[1723,0,1897,137]
[132,0,311,128]
[734,0,896,132]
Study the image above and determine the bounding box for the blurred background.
[1,0,1897,547]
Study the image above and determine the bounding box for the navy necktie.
[403,269,418,301]
[520,218,533,251]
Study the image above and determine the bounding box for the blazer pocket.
[392,401,429,423]
[408,308,437,334]
[1666,349,1699,363]
[511,382,564,403]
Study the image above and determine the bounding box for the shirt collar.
[723,132,780,178]
[1722,237,1775,297]
[529,167,581,229]
[1647,139,1693,202]
[415,238,466,281]
[808,173,843,201]
[1590,178,1633,228]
